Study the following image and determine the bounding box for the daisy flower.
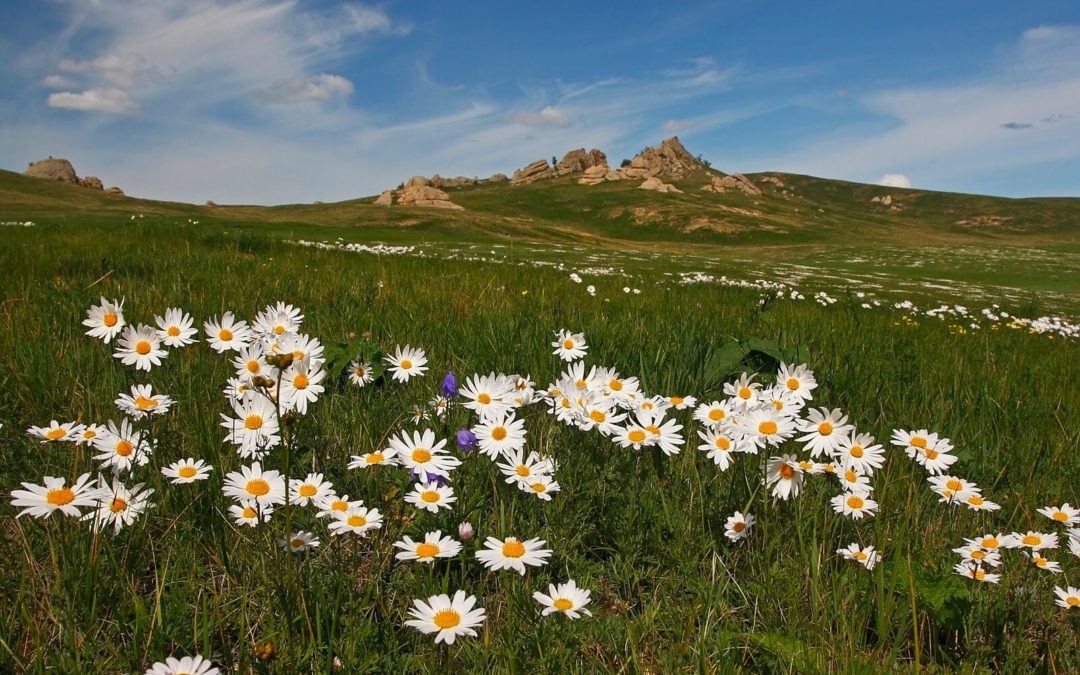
[252,304,303,338]
[161,458,212,484]
[496,450,553,485]
[963,494,1000,512]
[1038,504,1080,526]
[405,590,485,645]
[280,530,320,553]
[1029,552,1062,574]
[289,473,333,506]
[831,492,879,519]
[27,420,79,443]
[385,345,428,382]
[913,441,958,476]
[724,373,761,410]
[837,543,881,570]
[472,412,528,458]
[1009,531,1058,551]
[577,399,627,436]
[764,389,805,417]
[521,475,560,501]
[641,413,684,455]
[229,500,273,527]
[614,423,654,451]
[954,562,1000,583]
[92,419,152,474]
[204,312,252,353]
[315,494,364,519]
[953,544,1002,567]
[835,433,885,474]
[475,536,552,575]
[220,395,280,459]
[348,360,374,387]
[390,429,460,479]
[222,462,287,506]
[460,372,515,420]
[552,330,587,361]
[739,408,797,450]
[83,476,154,534]
[693,400,735,429]
[279,361,325,415]
[796,408,853,458]
[598,367,641,404]
[533,580,592,619]
[74,423,106,446]
[1069,537,1080,560]
[348,447,399,469]
[394,531,463,563]
[724,511,755,542]
[1054,586,1080,609]
[114,324,167,371]
[666,394,696,410]
[776,362,817,401]
[83,296,125,343]
[766,455,804,500]
[154,308,198,347]
[115,384,174,419]
[405,482,456,513]
[10,473,100,518]
[927,475,979,504]
[637,396,672,416]
[144,654,219,675]
[328,506,383,536]
[232,343,269,382]
[836,467,873,496]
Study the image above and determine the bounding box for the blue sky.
[1,1,1078,204]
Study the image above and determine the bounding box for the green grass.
[2,221,1079,672]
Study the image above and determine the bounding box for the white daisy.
[404,482,456,513]
[394,531,463,563]
[280,530,320,553]
[474,536,552,575]
[552,330,587,361]
[114,324,167,371]
[1054,586,1080,609]
[724,511,756,542]
[385,345,428,382]
[472,412,528,458]
[222,462,287,506]
[92,419,152,474]
[404,590,485,645]
[796,408,853,458]
[83,296,125,343]
[26,420,79,443]
[83,475,154,534]
[390,429,460,479]
[161,458,212,484]
[776,362,817,401]
[220,395,280,459]
[765,454,804,500]
[533,580,592,619]
[229,500,273,527]
[144,654,219,675]
[1038,504,1080,526]
[328,506,383,536]
[204,311,252,353]
[831,492,879,519]
[348,360,374,387]
[154,308,198,348]
[837,543,881,570]
[348,447,399,469]
[115,384,174,419]
[10,473,100,518]
[289,472,333,506]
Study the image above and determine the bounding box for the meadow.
[1,219,1079,673]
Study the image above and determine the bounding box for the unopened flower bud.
[458,522,474,542]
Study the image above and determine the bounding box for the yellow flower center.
[110,498,128,513]
[531,482,546,492]
[367,452,384,464]
[330,501,347,511]
[844,469,858,482]
[708,408,725,421]
[974,570,986,580]
[246,479,270,496]
[399,359,413,370]
[299,485,317,497]
[818,422,833,435]
[1052,511,1069,522]
[846,496,865,509]
[103,312,118,327]
[609,379,623,391]
[245,415,263,430]
[46,428,66,440]
[219,329,233,342]
[135,340,152,355]
[477,393,492,404]
[491,426,508,441]
[115,440,134,457]
[562,339,574,349]
[293,374,309,389]
[715,437,730,450]
[553,598,574,611]
[850,445,864,458]
[981,537,999,549]
[274,325,286,335]
[83,430,97,439]
[46,487,75,505]
[134,396,157,409]
[416,543,440,558]
[738,387,752,399]
[786,377,799,390]
[967,495,983,506]
[433,609,461,629]
[247,360,261,373]
[732,521,745,533]
[354,366,366,377]
[778,463,795,480]
[670,396,684,405]
[945,479,962,492]
[242,506,257,518]
[167,326,180,336]
[589,410,606,423]
[924,449,938,459]
[290,538,305,548]
[646,425,660,436]
[971,549,986,560]
[1022,535,1040,546]
[911,436,927,449]
[515,465,530,477]
[1068,597,1080,607]
[758,421,778,435]
[347,515,367,527]
[628,430,647,443]
[502,540,526,558]
[178,466,197,478]
[421,491,441,503]
[412,449,431,463]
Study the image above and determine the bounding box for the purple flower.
[458,522,475,542]
[440,372,458,398]
[456,428,477,453]
[410,467,450,487]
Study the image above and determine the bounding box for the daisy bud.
[251,375,269,388]
[458,522,474,542]
[456,429,478,453]
[333,656,343,670]
[275,353,295,369]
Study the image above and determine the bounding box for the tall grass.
[1,222,1077,672]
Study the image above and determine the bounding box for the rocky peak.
[628,136,707,178]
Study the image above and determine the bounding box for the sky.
[1,1,1079,205]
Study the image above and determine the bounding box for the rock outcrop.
[623,137,706,179]
[870,194,893,206]
[511,159,554,185]
[374,176,463,210]
[104,187,125,196]
[80,176,103,190]
[485,173,509,183]
[637,176,683,193]
[702,173,762,197]
[578,165,609,186]
[25,158,79,184]
[555,148,607,174]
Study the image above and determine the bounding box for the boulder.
[396,184,462,210]
[604,170,622,181]
[510,159,554,185]
[430,174,478,189]
[105,187,125,196]
[638,176,682,193]
[373,190,394,206]
[25,158,79,184]
[80,176,104,190]
[618,137,706,179]
[204,200,218,207]
[578,165,610,186]
[404,175,430,189]
[556,148,590,174]
[702,173,762,197]
[587,148,607,168]
[484,173,509,183]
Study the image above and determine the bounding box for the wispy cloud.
[256,74,355,104]
[503,106,572,128]
[47,88,140,114]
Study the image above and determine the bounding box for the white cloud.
[503,106,572,128]
[877,173,911,188]
[46,88,139,114]
[662,119,696,133]
[41,74,75,89]
[257,74,354,104]
[58,53,161,89]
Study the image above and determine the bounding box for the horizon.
[1,2,1078,205]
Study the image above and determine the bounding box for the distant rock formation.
[24,157,124,195]
[374,176,463,210]
[104,187,125,196]
[511,148,608,185]
[511,159,554,185]
[702,173,762,197]
[638,176,683,193]
[624,137,705,179]
[578,165,609,186]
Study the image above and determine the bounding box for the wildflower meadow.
[1,221,1078,673]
